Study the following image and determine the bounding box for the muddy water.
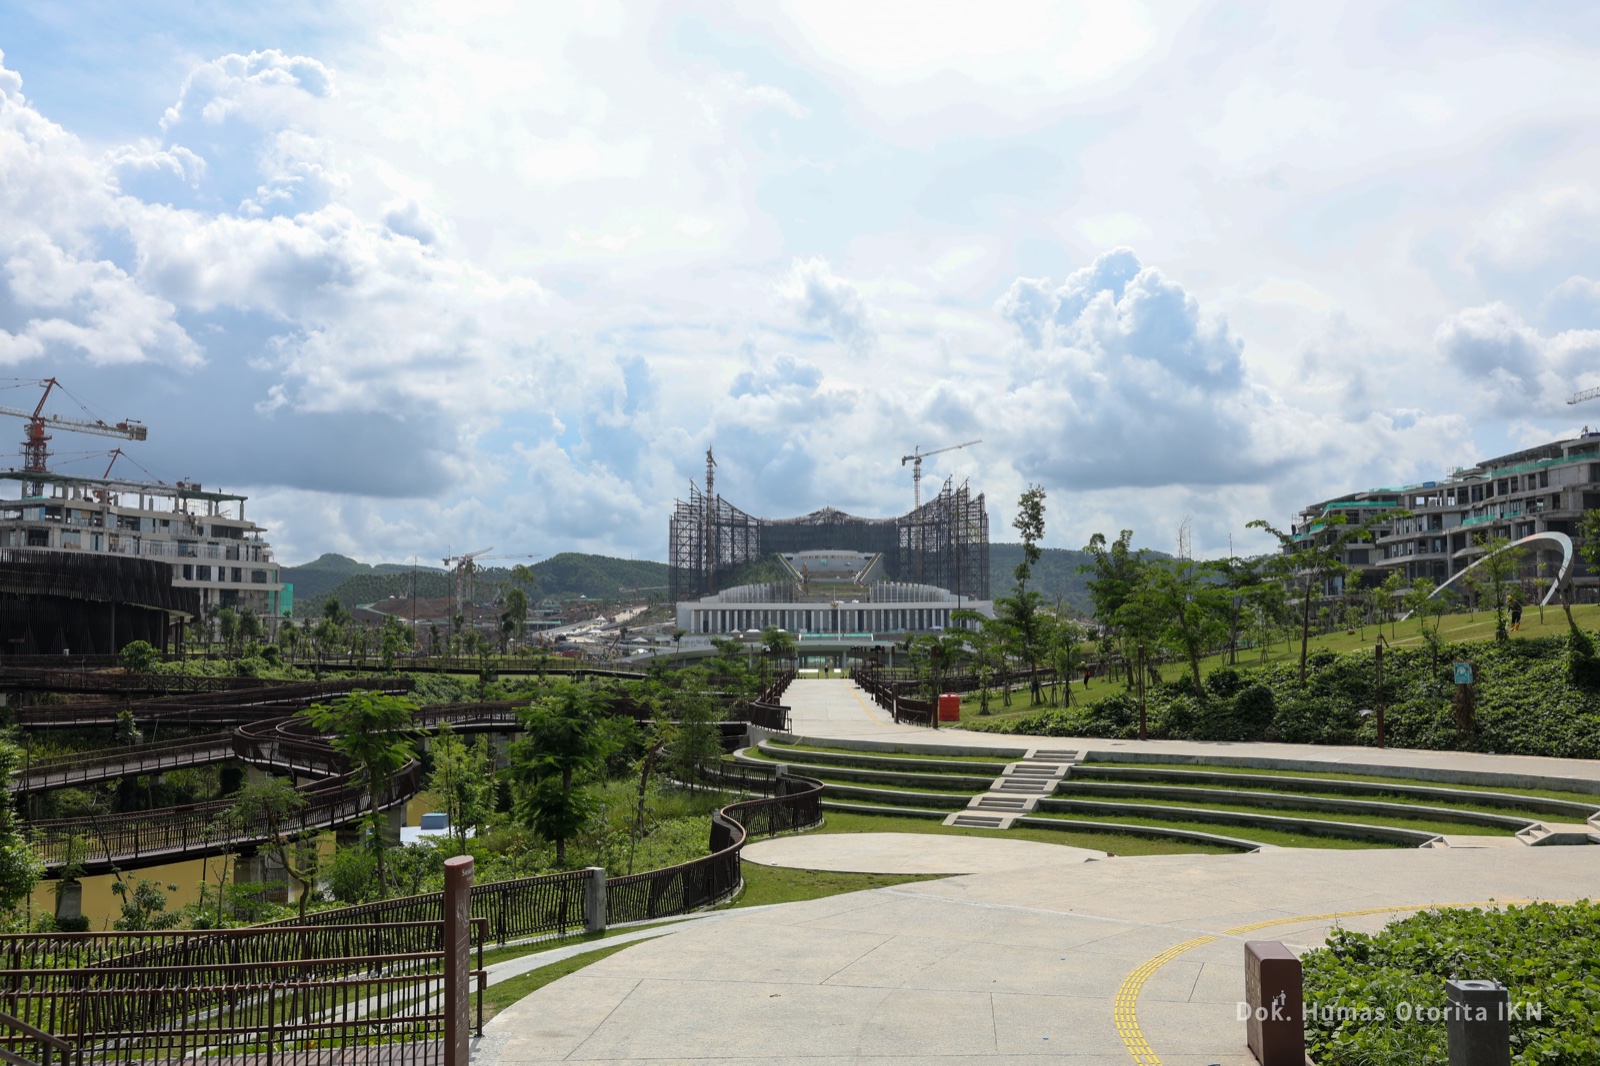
[28,797,439,929]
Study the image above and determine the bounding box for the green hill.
[988,544,1099,614]
[282,552,669,616]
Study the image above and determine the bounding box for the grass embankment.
[962,625,1600,761]
[959,603,1600,725]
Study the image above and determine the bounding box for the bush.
[324,846,378,904]
[1301,901,1600,1065]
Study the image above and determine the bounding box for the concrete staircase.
[1426,816,1600,848]
[944,749,1080,830]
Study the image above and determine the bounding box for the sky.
[3,1,1600,567]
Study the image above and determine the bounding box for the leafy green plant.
[1302,901,1600,1065]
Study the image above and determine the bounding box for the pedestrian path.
[481,842,1599,1065]
[742,831,1103,873]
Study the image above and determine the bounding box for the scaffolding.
[668,477,988,602]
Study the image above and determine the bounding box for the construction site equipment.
[900,440,980,510]
[0,377,146,477]
[442,549,539,618]
[1570,386,1600,406]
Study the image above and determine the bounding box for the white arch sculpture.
[1421,530,1573,608]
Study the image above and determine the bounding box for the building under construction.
[668,473,989,609]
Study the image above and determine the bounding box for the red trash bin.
[938,693,961,722]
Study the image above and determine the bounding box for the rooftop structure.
[0,470,287,621]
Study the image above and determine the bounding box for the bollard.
[443,855,474,1066]
[1446,980,1511,1066]
[585,866,608,934]
[1243,941,1304,1066]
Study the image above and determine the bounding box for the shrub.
[1301,901,1600,1065]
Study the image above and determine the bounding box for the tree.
[1141,559,1229,693]
[217,607,239,659]
[222,777,323,920]
[1378,570,1406,638]
[1248,511,1397,685]
[665,685,721,786]
[953,609,1002,713]
[760,626,795,682]
[508,683,617,865]
[380,614,411,669]
[0,736,42,918]
[1041,613,1083,707]
[299,691,419,894]
[1467,534,1524,642]
[427,724,496,854]
[1080,530,1148,682]
[504,588,529,644]
[118,639,159,675]
[1001,486,1048,700]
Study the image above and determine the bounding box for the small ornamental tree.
[117,640,160,676]
[222,777,323,920]
[1248,511,1399,685]
[427,723,496,853]
[299,691,418,894]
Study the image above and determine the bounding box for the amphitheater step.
[943,811,1018,829]
[1027,748,1082,762]
[971,794,1038,813]
[1517,821,1600,846]
[1422,835,1526,849]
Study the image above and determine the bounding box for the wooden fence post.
[443,855,474,1066]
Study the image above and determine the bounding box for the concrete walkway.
[783,679,1600,793]
[743,832,1104,874]
[483,844,1599,1065]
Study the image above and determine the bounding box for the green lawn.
[726,864,939,908]
[481,938,659,1021]
[811,808,1236,855]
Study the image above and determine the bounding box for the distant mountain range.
[281,542,1120,618]
[280,553,669,616]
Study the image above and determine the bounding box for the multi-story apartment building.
[0,470,287,618]
[1289,489,1407,594]
[1292,432,1600,597]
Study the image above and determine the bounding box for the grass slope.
[965,605,1600,760]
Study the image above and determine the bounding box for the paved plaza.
[483,680,1600,1065]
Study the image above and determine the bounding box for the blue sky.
[3,1,1600,565]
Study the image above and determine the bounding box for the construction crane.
[0,378,147,475]
[1569,386,1600,406]
[441,549,540,620]
[900,440,981,510]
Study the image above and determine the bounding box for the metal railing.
[0,917,479,1066]
[260,770,824,944]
